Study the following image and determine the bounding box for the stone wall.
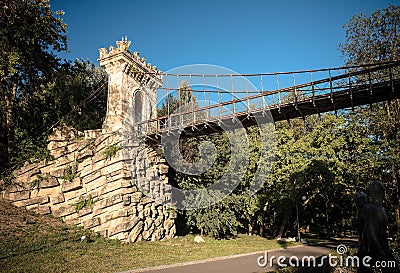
[0,40,175,242]
[1,126,174,242]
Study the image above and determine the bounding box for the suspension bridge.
[134,61,400,142]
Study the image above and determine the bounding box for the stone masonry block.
[98,194,123,209]
[52,194,65,205]
[77,149,94,162]
[140,196,153,206]
[36,205,51,215]
[5,190,31,201]
[61,177,83,193]
[53,205,76,218]
[77,207,92,217]
[23,196,49,206]
[82,217,101,229]
[5,184,27,193]
[40,176,59,188]
[49,168,65,178]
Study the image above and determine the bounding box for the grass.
[0,199,297,273]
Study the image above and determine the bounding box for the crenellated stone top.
[98,38,160,78]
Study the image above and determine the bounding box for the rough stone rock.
[166,224,176,239]
[109,217,140,237]
[77,149,94,162]
[122,195,131,206]
[143,204,152,217]
[128,220,144,242]
[158,165,168,175]
[49,169,65,178]
[164,218,174,231]
[98,194,123,209]
[144,218,154,231]
[151,227,164,241]
[5,184,26,193]
[169,211,177,219]
[194,235,205,243]
[140,196,153,206]
[154,215,164,227]
[142,229,154,241]
[130,192,142,203]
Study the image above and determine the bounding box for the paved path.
[119,240,355,273]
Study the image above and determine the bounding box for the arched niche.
[133,91,144,124]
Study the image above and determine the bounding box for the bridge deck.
[132,62,400,142]
[143,79,400,141]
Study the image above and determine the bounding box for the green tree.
[9,60,107,170]
[340,4,399,66]
[0,0,67,167]
[340,4,400,232]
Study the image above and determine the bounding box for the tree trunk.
[277,214,288,238]
[397,168,400,232]
[384,101,400,233]
[259,201,268,236]
[259,224,264,237]
[248,223,253,235]
[4,82,16,167]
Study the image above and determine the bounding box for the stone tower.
[98,38,161,133]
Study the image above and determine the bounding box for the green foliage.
[0,0,107,173]
[171,127,267,238]
[0,0,68,168]
[171,110,400,239]
[339,4,400,66]
[340,4,400,243]
[10,130,54,170]
[102,144,122,160]
[0,0,68,81]
[0,170,15,191]
[29,173,53,192]
[60,162,79,182]
[30,174,44,191]
[71,195,94,212]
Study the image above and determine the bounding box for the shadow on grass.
[277,241,295,249]
[305,238,358,248]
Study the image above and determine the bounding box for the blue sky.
[51,0,399,74]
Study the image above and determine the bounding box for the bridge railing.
[135,61,400,138]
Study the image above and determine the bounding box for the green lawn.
[0,200,297,273]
